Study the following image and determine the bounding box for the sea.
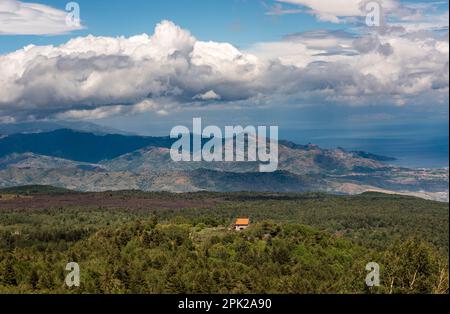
[284,122,449,169]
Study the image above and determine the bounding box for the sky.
[0,0,449,167]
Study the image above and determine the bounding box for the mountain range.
[0,129,448,202]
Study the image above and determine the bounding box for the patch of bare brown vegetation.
[0,193,218,212]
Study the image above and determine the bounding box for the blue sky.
[0,0,345,53]
[0,0,449,167]
[2,0,447,54]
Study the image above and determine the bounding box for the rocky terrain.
[0,129,448,201]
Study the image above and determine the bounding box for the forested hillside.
[0,189,448,294]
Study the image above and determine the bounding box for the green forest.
[0,187,448,294]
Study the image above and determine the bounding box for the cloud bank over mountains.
[0,18,448,122]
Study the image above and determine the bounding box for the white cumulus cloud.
[193,90,222,101]
[0,0,84,35]
[277,0,399,23]
[0,19,448,121]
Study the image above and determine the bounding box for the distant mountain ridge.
[0,129,174,163]
[0,129,447,202]
[0,129,396,165]
[0,152,103,171]
[0,120,131,136]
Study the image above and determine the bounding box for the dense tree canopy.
[0,190,448,294]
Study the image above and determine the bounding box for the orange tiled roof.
[235,218,250,226]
